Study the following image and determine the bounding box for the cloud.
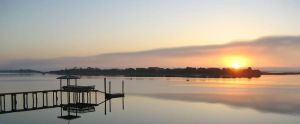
[0,36,300,71]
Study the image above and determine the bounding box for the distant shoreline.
[1,68,300,77]
[0,69,43,74]
[48,67,262,78]
[261,72,300,75]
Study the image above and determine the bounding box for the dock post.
[77,92,80,103]
[78,92,80,103]
[35,93,38,107]
[42,92,45,107]
[13,94,16,111]
[13,94,16,110]
[32,93,34,108]
[86,92,88,103]
[82,92,83,103]
[67,91,70,105]
[109,81,111,112]
[122,80,125,110]
[75,79,77,86]
[122,97,124,110]
[76,92,78,104]
[23,94,25,109]
[122,80,124,94]
[87,92,89,104]
[73,92,75,103]
[46,92,48,106]
[3,95,5,111]
[0,95,2,112]
[72,92,74,104]
[53,92,55,105]
[60,79,62,105]
[60,91,63,105]
[104,78,107,94]
[55,91,58,105]
[95,91,97,103]
[76,92,79,103]
[109,81,111,94]
[73,92,75,104]
[11,94,13,111]
[82,92,85,103]
[26,93,28,109]
[60,79,62,90]
[13,94,15,110]
[89,92,91,103]
[67,79,70,105]
[104,99,107,115]
[88,91,91,103]
[109,98,111,112]
[15,94,17,110]
[80,92,82,103]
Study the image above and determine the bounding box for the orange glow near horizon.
[222,56,250,69]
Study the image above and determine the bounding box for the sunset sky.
[0,0,300,70]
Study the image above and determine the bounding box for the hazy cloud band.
[0,36,300,71]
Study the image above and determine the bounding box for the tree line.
[48,67,262,78]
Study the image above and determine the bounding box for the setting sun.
[232,62,241,69]
[223,56,249,69]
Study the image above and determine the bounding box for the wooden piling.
[3,95,5,111]
[89,92,91,103]
[122,97,124,110]
[109,99,111,112]
[104,99,107,115]
[23,94,25,109]
[95,91,97,103]
[82,92,85,103]
[73,92,75,103]
[11,95,13,111]
[104,78,107,93]
[15,94,17,110]
[52,92,55,105]
[32,93,34,108]
[42,92,45,107]
[60,79,62,105]
[46,92,48,106]
[26,93,28,108]
[86,92,88,103]
[67,91,70,104]
[35,93,38,107]
[109,81,111,94]
[122,80,124,94]
[0,95,2,112]
[55,91,58,105]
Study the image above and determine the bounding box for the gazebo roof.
[56,75,80,79]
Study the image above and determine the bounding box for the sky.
[0,0,300,69]
[0,36,299,70]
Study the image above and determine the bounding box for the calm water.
[1,73,300,124]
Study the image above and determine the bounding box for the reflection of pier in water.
[0,76,125,119]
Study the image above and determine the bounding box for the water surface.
[1,74,300,124]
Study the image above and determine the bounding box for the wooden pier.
[0,76,125,116]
